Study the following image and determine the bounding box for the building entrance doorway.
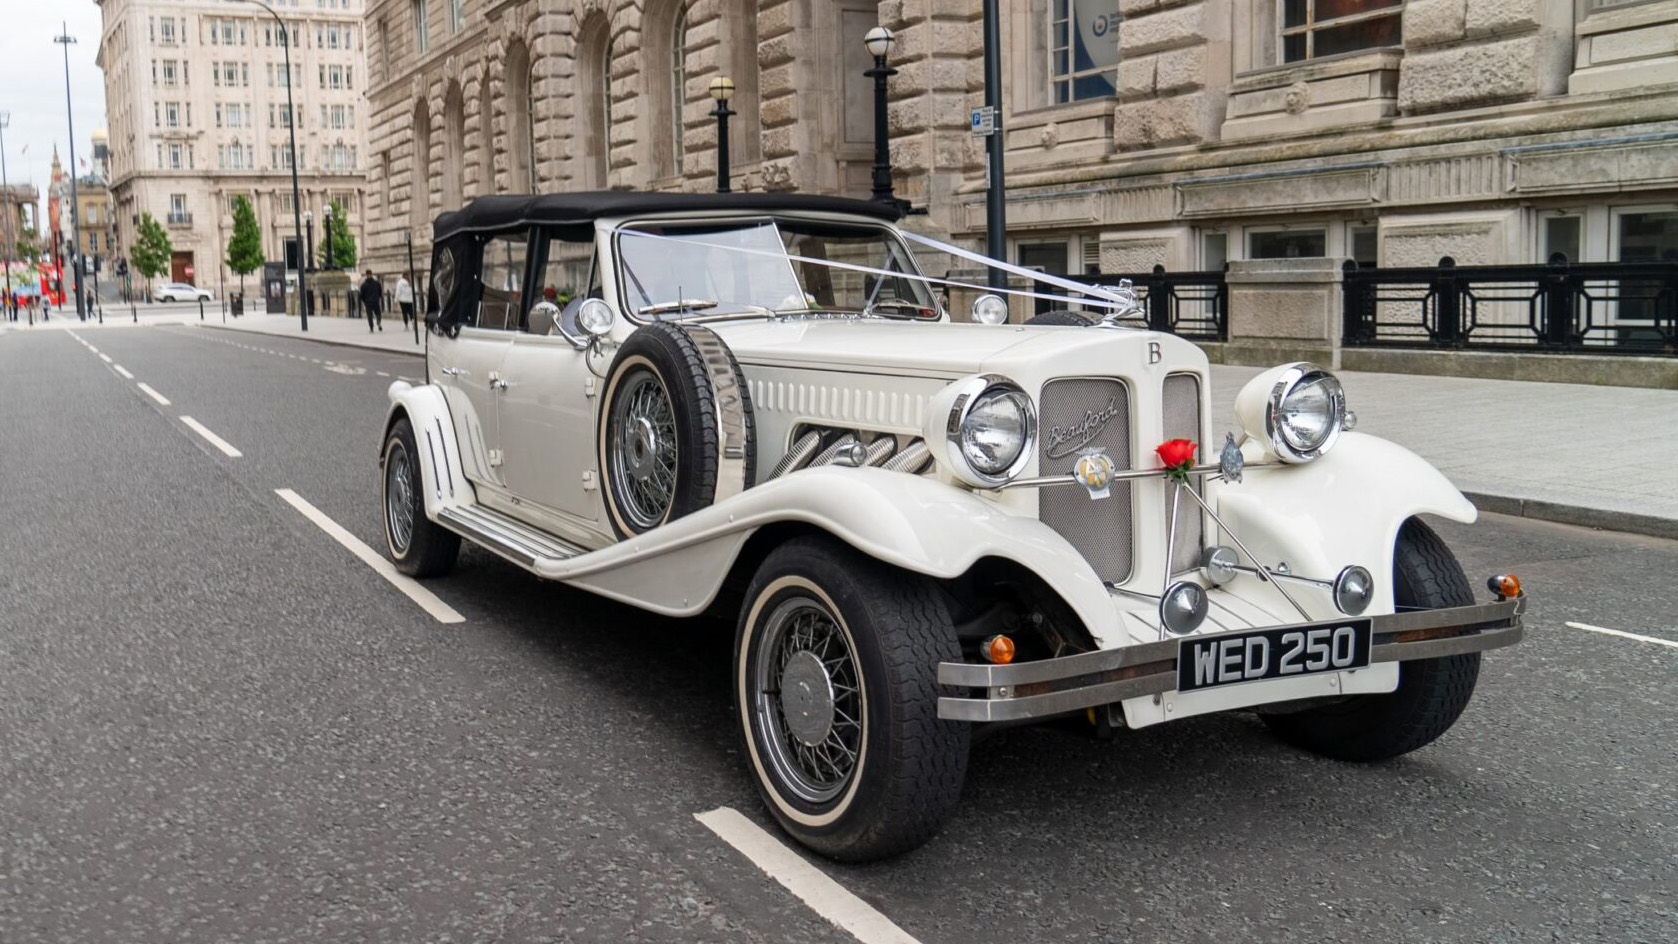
[171,251,196,285]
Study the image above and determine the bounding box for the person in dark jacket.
[359,270,384,331]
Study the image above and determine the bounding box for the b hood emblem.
[1046,397,1121,460]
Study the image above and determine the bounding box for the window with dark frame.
[1051,0,1120,103]
[1281,0,1402,64]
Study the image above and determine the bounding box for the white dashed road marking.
[136,383,171,406]
[694,807,922,944]
[98,353,113,363]
[179,416,243,458]
[1566,621,1678,650]
[113,365,134,379]
[274,489,465,625]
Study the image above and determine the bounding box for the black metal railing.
[1343,256,1678,356]
[1028,265,1228,341]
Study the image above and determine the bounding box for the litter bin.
[231,292,244,318]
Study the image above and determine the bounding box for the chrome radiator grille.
[1162,373,1205,575]
[1038,379,1133,584]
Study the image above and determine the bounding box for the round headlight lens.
[971,293,1010,325]
[960,387,1032,476]
[1256,365,1347,462]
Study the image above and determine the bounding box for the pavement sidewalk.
[152,314,1678,540]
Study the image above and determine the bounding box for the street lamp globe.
[863,26,895,60]
[303,210,312,224]
[322,203,332,218]
[708,76,735,102]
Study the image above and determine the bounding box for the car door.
[435,229,529,488]
[498,228,602,522]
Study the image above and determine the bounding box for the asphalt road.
[1,324,1673,944]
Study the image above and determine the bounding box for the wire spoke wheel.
[384,441,415,555]
[608,369,679,530]
[752,596,865,805]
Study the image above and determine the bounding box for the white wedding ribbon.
[616,227,1141,312]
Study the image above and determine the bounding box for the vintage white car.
[379,192,1525,861]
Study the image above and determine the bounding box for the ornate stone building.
[97,0,371,290]
[365,0,1678,297]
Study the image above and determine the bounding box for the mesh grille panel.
[1039,379,1133,584]
[1163,373,1204,575]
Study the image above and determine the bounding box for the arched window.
[505,40,536,191]
[410,97,430,234]
[644,1,687,180]
[442,81,465,209]
[576,16,610,189]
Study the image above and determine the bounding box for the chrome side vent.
[810,434,862,467]
[864,437,896,467]
[883,439,933,474]
[768,430,822,480]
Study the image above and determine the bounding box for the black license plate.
[1177,619,1373,692]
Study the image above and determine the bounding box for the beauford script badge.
[1045,397,1121,460]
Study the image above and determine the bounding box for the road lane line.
[694,808,922,944]
[179,416,243,458]
[1566,621,1678,650]
[273,489,465,624]
[113,365,134,379]
[136,383,171,406]
[99,353,113,363]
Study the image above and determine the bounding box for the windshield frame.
[609,212,939,326]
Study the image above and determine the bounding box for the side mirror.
[528,300,563,337]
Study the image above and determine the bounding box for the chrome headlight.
[941,375,1036,487]
[1234,362,1348,463]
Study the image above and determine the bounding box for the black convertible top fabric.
[432,191,904,240]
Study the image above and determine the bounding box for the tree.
[12,226,39,262]
[319,200,357,269]
[130,211,173,289]
[224,195,264,299]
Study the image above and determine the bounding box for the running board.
[436,504,586,569]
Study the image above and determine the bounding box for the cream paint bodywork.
[390,209,1483,727]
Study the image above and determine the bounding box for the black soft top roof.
[432,191,904,241]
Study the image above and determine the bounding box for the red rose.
[1155,438,1197,469]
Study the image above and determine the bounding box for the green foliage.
[14,226,39,261]
[130,212,173,282]
[225,196,264,277]
[318,200,357,268]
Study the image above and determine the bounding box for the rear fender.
[382,381,473,518]
[1213,432,1476,614]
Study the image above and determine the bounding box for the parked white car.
[152,282,213,303]
[380,192,1526,861]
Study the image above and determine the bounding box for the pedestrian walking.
[395,274,415,328]
[359,270,384,332]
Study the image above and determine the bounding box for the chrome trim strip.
[936,598,1523,722]
[1000,460,1280,490]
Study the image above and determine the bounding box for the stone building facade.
[96,0,371,290]
[364,0,1678,314]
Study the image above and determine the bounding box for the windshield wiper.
[638,298,719,316]
[864,299,931,317]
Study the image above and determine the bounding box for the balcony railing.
[166,211,193,226]
[1343,256,1678,356]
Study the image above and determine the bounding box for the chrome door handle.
[440,367,465,376]
[489,379,508,391]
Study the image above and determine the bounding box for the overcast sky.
[0,3,109,203]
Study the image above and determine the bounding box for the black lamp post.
[235,0,307,330]
[981,0,1007,289]
[709,76,735,194]
[864,27,902,209]
[303,209,314,317]
[54,23,86,321]
[321,202,334,271]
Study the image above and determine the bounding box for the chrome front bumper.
[937,598,1525,723]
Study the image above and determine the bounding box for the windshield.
[615,218,939,320]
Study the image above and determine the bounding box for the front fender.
[1213,431,1476,614]
[383,381,472,518]
[546,466,1124,645]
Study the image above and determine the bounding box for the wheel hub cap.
[626,417,659,480]
[779,651,835,746]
